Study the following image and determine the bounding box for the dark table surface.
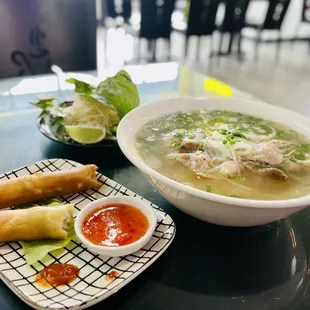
[1,65,310,310]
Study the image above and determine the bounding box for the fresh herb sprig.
[218,129,248,146]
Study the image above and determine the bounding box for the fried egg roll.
[0,204,73,242]
[0,165,101,209]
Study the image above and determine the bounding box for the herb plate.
[38,116,118,148]
[0,159,176,310]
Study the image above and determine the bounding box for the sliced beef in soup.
[175,153,242,179]
[242,140,283,165]
[260,167,288,179]
[243,161,288,180]
[175,137,287,180]
[215,161,242,178]
[180,140,199,153]
[175,153,213,178]
[136,110,310,200]
[268,139,296,152]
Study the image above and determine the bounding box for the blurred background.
[0,0,309,106]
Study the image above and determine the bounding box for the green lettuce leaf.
[66,78,95,94]
[20,219,75,266]
[95,70,139,118]
[13,198,63,209]
[18,199,76,266]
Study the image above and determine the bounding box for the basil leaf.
[66,78,94,94]
[49,116,66,141]
[30,98,55,110]
[95,70,139,118]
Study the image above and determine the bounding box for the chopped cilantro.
[169,140,182,148]
[199,143,204,152]
[229,195,242,198]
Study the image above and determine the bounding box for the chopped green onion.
[287,149,296,157]
[289,156,297,162]
[206,184,212,192]
[228,175,246,181]
[169,140,182,148]
[218,129,228,135]
[229,195,242,198]
[277,129,298,140]
[111,125,118,135]
[287,144,310,161]
[231,131,249,140]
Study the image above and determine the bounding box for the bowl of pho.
[117,97,310,226]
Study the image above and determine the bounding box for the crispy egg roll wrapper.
[0,164,101,209]
[0,204,73,242]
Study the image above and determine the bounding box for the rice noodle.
[215,169,253,192]
[230,148,241,176]
[232,141,254,155]
[244,126,276,142]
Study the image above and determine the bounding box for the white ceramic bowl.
[75,196,157,257]
[117,97,310,227]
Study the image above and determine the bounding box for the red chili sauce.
[35,264,79,287]
[82,203,149,247]
[105,270,119,281]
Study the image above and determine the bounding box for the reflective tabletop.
[1,63,310,310]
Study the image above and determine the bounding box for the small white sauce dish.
[75,196,157,257]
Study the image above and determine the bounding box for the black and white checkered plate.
[0,159,176,310]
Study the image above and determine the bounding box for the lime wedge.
[65,125,106,144]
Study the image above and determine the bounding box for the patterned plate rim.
[0,159,176,310]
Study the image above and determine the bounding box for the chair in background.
[123,0,132,24]
[216,0,251,57]
[0,0,96,78]
[301,0,310,23]
[244,0,291,59]
[184,0,221,59]
[105,0,132,23]
[296,0,310,50]
[106,0,117,18]
[139,0,176,60]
